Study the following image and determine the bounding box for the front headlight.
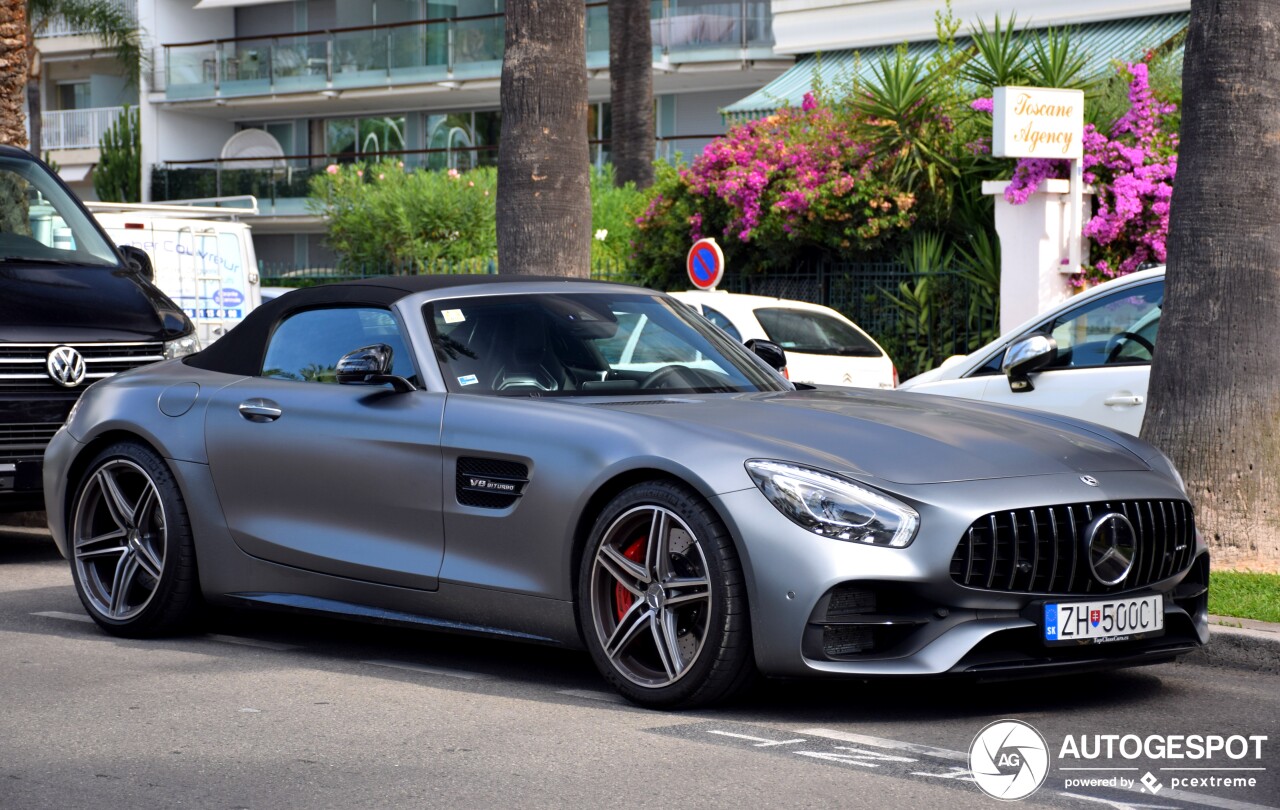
[164,334,201,359]
[745,460,920,548]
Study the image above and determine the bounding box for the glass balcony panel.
[271,37,329,92]
[218,38,274,96]
[585,4,609,70]
[332,28,390,88]
[162,3,773,100]
[389,25,448,82]
[451,16,503,78]
[165,45,217,100]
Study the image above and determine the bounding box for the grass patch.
[1208,571,1280,624]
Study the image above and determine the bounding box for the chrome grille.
[949,500,1195,595]
[0,422,62,462]
[0,342,165,392]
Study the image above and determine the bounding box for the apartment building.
[123,0,789,269]
[31,0,141,198]
[33,0,1191,269]
[725,0,1190,118]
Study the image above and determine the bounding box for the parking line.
[206,634,300,651]
[362,660,491,680]
[31,611,93,623]
[796,728,968,762]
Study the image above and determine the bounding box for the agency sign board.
[992,86,1084,160]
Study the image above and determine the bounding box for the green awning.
[722,13,1188,120]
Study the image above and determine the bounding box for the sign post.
[992,86,1086,274]
[686,237,725,290]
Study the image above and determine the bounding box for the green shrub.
[94,105,141,203]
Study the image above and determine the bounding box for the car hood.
[0,264,191,342]
[585,389,1149,485]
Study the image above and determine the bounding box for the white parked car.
[900,267,1164,435]
[669,290,896,388]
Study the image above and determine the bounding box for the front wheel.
[578,481,755,709]
[69,441,201,638]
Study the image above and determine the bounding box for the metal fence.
[40,107,125,151]
[258,259,998,379]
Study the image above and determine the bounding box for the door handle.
[1103,394,1145,407]
[238,398,282,422]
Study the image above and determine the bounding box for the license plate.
[1043,595,1163,645]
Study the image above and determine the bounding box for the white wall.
[770,0,1190,53]
[138,0,237,200]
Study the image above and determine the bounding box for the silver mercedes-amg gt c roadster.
[43,276,1209,708]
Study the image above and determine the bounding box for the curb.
[1182,615,1280,676]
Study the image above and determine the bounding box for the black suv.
[1,146,198,511]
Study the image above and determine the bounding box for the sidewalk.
[1184,614,1280,675]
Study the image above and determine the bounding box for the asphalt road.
[2,524,1277,810]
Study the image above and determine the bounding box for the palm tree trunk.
[608,0,654,189]
[1141,0,1280,570]
[0,0,30,148]
[496,0,591,277]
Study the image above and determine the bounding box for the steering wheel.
[1104,331,1155,363]
[640,364,692,389]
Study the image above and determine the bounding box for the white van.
[90,201,262,345]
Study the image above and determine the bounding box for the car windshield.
[0,156,118,267]
[754,307,882,357]
[425,292,790,396]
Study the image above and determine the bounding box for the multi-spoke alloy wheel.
[70,442,200,637]
[579,481,754,709]
[590,505,711,688]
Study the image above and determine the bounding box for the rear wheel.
[579,481,754,708]
[69,441,201,637]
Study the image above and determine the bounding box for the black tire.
[578,480,755,709]
[68,441,201,638]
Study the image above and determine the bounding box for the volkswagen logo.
[1084,512,1137,586]
[1080,475,1099,487]
[46,346,87,388]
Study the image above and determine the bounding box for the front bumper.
[713,470,1210,679]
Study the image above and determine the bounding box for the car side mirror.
[336,344,417,393]
[1002,334,1057,393]
[119,244,154,281]
[745,339,787,373]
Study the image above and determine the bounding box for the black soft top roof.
[185,274,628,377]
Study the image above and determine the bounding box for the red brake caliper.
[614,537,646,621]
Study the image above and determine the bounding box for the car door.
[979,280,1163,435]
[204,305,447,590]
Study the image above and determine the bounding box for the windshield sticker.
[458,374,479,387]
[443,309,466,324]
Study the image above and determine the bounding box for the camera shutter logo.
[969,719,1050,801]
[46,346,87,388]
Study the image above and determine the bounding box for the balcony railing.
[162,1,774,102]
[36,0,137,38]
[151,134,721,212]
[41,106,125,150]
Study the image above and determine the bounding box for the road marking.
[362,660,490,680]
[31,611,93,623]
[555,689,628,704]
[797,728,968,762]
[206,634,299,651]
[707,730,806,747]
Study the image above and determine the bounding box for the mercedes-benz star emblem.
[1085,512,1137,586]
[46,345,87,388]
[1080,475,1099,487]
[969,719,1050,801]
